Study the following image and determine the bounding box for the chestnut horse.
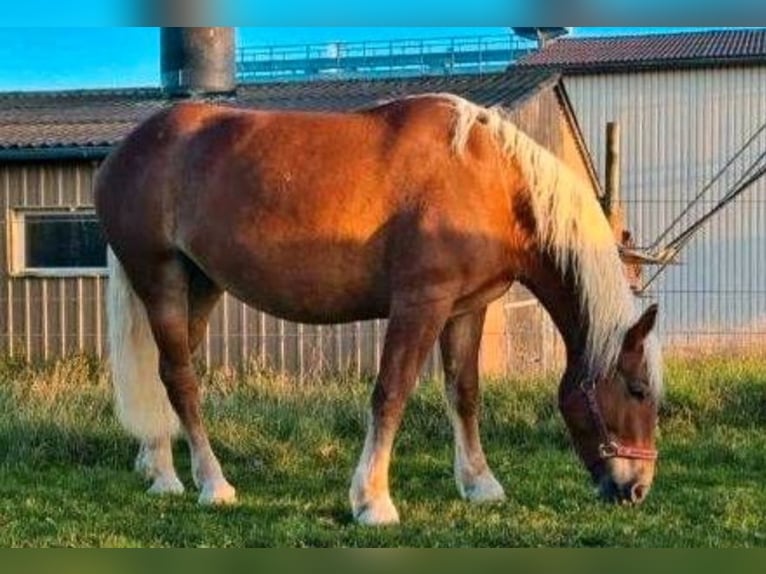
[95,94,662,525]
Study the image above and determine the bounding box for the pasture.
[0,354,765,547]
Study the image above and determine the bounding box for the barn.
[519,28,766,352]
[0,28,608,376]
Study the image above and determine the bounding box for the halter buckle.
[598,441,620,459]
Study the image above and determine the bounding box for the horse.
[94,93,662,526]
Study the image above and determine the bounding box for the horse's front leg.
[350,298,452,526]
[440,308,505,503]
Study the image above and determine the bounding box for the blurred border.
[4,1,766,26]
[2,550,766,572]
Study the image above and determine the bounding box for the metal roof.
[0,68,558,153]
[517,28,766,72]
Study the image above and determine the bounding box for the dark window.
[24,213,107,269]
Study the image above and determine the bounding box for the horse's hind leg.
[439,308,505,503]
[134,436,183,494]
[108,249,184,495]
[186,268,223,355]
[134,264,222,495]
[142,257,234,505]
[350,298,452,526]
[183,265,224,491]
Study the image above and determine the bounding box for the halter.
[574,378,658,467]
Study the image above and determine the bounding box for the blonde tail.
[107,249,179,440]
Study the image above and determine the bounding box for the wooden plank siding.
[0,86,594,376]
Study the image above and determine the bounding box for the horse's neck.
[520,255,588,365]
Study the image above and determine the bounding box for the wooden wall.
[1,162,106,361]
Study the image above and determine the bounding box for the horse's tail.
[107,248,179,440]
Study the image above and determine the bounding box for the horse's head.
[559,304,661,505]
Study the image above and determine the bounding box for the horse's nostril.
[630,483,647,504]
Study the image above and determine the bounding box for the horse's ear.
[623,304,658,352]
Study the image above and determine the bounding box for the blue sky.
[0,27,734,92]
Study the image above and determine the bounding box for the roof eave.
[552,82,602,195]
[0,145,113,162]
[522,55,766,75]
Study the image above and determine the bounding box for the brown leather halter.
[575,378,658,467]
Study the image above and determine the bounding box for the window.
[10,209,107,276]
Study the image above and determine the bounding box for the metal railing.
[237,34,537,83]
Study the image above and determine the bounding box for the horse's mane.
[411,93,661,392]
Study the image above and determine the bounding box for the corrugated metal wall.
[565,67,766,351]
[1,87,591,375]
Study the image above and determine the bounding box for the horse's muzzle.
[598,478,650,505]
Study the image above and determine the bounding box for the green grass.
[1,354,765,547]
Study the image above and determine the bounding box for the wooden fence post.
[603,121,621,220]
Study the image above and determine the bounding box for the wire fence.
[625,125,766,356]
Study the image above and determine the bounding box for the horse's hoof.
[147,475,185,495]
[198,480,237,505]
[353,498,400,526]
[134,448,154,480]
[461,472,506,503]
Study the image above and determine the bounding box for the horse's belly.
[227,285,388,324]
[191,242,390,324]
[226,278,389,324]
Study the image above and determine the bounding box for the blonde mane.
[417,94,661,390]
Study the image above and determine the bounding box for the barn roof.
[517,28,766,72]
[0,68,558,155]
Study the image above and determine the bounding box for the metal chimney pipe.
[160,27,236,97]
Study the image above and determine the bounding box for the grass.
[0,354,765,547]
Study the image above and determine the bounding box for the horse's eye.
[627,379,650,400]
[617,365,650,401]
